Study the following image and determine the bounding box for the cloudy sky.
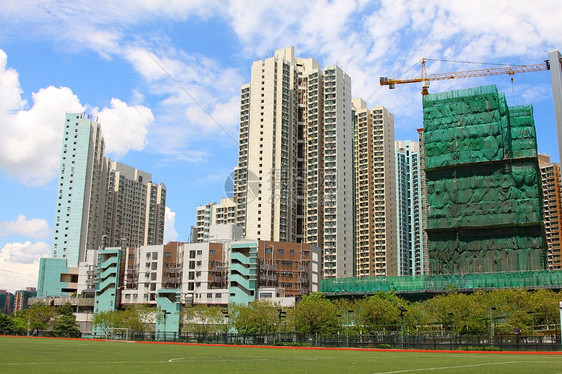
[0,0,561,292]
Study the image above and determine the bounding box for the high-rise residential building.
[538,154,562,269]
[395,140,423,276]
[14,287,37,311]
[51,112,166,268]
[0,290,14,314]
[417,128,429,274]
[234,47,354,278]
[104,161,166,248]
[195,198,238,242]
[353,100,397,277]
[52,113,108,267]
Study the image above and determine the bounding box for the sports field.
[2,336,561,373]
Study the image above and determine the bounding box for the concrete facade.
[233,47,354,279]
[353,102,397,277]
[539,154,562,269]
[395,140,423,276]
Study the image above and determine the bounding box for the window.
[277,249,284,254]
[165,252,172,257]
[210,250,216,255]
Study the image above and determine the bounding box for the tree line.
[2,289,560,337]
[183,289,561,336]
[0,302,81,337]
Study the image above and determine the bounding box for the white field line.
[373,360,536,373]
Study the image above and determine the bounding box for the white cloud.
[0,215,50,240]
[164,206,179,243]
[1,0,561,161]
[0,241,50,292]
[94,98,154,158]
[0,50,85,186]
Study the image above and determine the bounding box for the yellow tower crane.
[380,58,550,95]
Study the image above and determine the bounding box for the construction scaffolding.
[423,85,547,274]
[320,270,562,294]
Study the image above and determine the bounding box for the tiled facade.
[539,154,562,269]
[353,101,397,277]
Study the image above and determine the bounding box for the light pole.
[489,307,496,346]
[448,313,455,349]
[399,306,407,349]
[278,309,286,344]
[222,310,229,344]
[347,310,353,347]
[162,310,171,342]
[527,311,534,337]
[559,301,562,350]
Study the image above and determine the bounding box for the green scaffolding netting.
[321,270,562,294]
[422,85,547,274]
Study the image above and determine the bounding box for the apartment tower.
[104,161,166,248]
[395,140,423,275]
[52,113,108,267]
[417,128,430,274]
[195,198,238,242]
[52,113,166,268]
[234,47,354,278]
[353,100,397,277]
[538,154,562,269]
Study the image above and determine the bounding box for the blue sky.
[0,0,561,292]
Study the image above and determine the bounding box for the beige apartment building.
[233,47,354,278]
[195,198,238,242]
[538,154,562,269]
[353,100,397,277]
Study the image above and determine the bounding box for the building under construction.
[423,85,547,275]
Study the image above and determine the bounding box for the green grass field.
[2,336,561,374]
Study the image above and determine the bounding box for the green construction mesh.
[320,270,562,294]
[423,85,547,274]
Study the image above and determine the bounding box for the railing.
[81,331,561,352]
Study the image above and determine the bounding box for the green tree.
[230,300,279,335]
[355,294,399,334]
[291,293,339,334]
[0,313,19,335]
[182,305,225,333]
[52,302,81,337]
[22,303,58,333]
[93,305,154,333]
[528,289,560,333]
[53,314,81,337]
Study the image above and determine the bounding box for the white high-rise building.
[53,113,107,267]
[395,140,423,276]
[353,101,397,277]
[234,47,354,278]
[195,198,238,243]
[52,113,166,268]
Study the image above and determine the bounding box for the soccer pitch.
[2,336,561,373]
